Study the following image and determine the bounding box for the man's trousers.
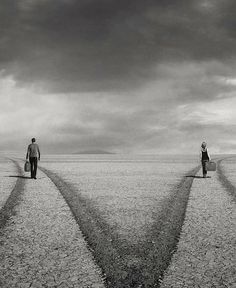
[29,157,38,178]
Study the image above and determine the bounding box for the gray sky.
[1,0,236,154]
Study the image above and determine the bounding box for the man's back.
[28,143,40,158]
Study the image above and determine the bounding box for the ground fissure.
[0,159,25,230]
[39,164,201,287]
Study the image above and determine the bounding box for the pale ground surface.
[42,155,197,243]
[160,169,236,288]
[0,168,105,288]
[0,158,17,209]
[3,155,234,287]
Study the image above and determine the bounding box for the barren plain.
[0,154,235,287]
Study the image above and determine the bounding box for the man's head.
[201,142,207,149]
[31,138,36,143]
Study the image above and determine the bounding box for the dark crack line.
[39,166,122,287]
[0,159,25,230]
[140,165,201,287]
[39,164,201,288]
[217,159,236,202]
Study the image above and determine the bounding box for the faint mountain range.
[74,149,115,154]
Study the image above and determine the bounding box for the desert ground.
[0,154,235,287]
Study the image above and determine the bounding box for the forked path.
[0,167,105,287]
[160,166,236,287]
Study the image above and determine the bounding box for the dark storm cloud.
[1,0,236,92]
[1,0,236,154]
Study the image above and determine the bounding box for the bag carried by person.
[206,161,216,171]
[24,161,31,172]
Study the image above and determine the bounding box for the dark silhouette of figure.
[200,142,210,178]
[26,138,41,179]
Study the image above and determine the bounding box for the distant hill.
[74,149,115,154]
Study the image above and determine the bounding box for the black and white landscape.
[0,1,236,287]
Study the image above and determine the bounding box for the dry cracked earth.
[0,157,235,288]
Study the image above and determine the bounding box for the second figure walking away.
[26,138,41,179]
[200,142,210,178]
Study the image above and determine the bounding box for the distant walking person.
[200,142,210,178]
[26,138,41,179]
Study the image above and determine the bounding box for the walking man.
[26,138,41,179]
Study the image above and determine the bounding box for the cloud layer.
[0,0,236,153]
[1,0,236,91]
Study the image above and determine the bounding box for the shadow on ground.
[186,175,211,179]
[7,175,32,179]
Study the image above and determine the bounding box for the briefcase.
[206,161,216,171]
[24,161,31,172]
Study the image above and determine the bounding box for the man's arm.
[37,145,41,161]
[26,145,29,160]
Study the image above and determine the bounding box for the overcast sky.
[1,0,236,154]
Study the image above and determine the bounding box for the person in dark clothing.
[200,142,210,178]
[26,138,41,179]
